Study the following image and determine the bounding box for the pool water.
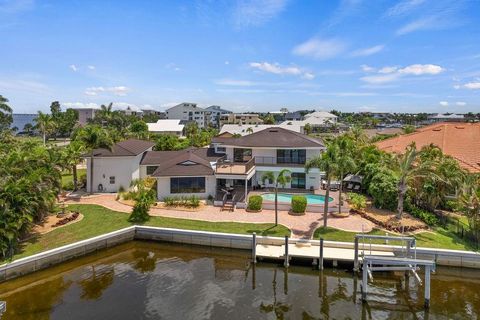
[261,193,333,204]
[0,241,478,319]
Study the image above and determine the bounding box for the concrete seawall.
[1,226,480,283]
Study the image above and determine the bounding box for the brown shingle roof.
[141,148,224,176]
[376,122,480,173]
[222,127,324,148]
[90,139,155,157]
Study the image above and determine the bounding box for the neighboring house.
[280,110,339,133]
[141,107,166,118]
[219,113,264,126]
[85,139,155,193]
[147,119,185,136]
[165,102,208,128]
[376,122,480,173]
[117,105,143,117]
[69,106,99,125]
[284,111,304,121]
[87,128,325,208]
[219,123,302,136]
[205,105,232,127]
[428,113,465,123]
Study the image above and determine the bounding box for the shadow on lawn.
[246,225,289,237]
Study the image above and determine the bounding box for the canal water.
[0,241,478,319]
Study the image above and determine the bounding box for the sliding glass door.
[291,173,306,189]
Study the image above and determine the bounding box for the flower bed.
[52,212,80,228]
[352,206,428,233]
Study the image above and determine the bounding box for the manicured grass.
[313,226,476,251]
[61,168,86,189]
[12,204,290,261]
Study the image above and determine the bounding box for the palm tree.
[97,103,114,125]
[62,141,85,191]
[246,127,254,134]
[334,136,356,214]
[305,142,339,227]
[0,95,13,132]
[34,111,54,145]
[73,125,113,194]
[459,174,480,237]
[262,169,291,226]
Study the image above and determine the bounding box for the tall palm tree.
[459,174,480,236]
[334,136,356,214]
[62,141,85,191]
[262,169,291,226]
[74,125,113,194]
[305,142,339,227]
[97,103,114,125]
[34,111,54,145]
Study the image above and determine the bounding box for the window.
[170,177,206,194]
[291,173,306,189]
[234,148,252,162]
[277,149,306,164]
[146,166,158,175]
[109,176,115,184]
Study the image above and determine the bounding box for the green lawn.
[313,226,476,251]
[12,204,290,261]
[61,168,86,189]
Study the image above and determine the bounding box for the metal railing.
[215,157,256,174]
[254,156,306,165]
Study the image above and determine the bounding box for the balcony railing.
[215,157,256,175]
[254,156,306,166]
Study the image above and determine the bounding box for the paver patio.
[63,194,374,239]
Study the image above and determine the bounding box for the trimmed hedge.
[291,195,307,214]
[248,195,263,211]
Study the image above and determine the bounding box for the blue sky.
[1,0,480,113]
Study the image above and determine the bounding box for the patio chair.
[346,183,353,190]
[353,185,361,191]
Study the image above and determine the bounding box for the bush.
[444,200,461,212]
[291,195,307,214]
[368,168,398,211]
[348,193,367,211]
[248,195,263,211]
[163,195,201,208]
[63,181,75,191]
[128,190,156,223]
[406,204,439,226]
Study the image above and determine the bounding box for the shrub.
[63,181,75,191]
[189,195,200,208]
[406,204,439,226]
[368,168,398,211]
[291,195,307,214]
[128,189,156,223]
[163,195,201,208]
[444,200,461,212]
[348,193,367,211]
[248,195,263,211]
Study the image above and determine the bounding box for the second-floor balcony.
[255,156,306,167]
[215,157,256,175]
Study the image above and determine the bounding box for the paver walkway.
[64,194,374,239]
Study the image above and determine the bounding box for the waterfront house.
[146,119,185,136]
[85,127,325,208]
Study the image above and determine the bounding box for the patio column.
[245,177,248,201]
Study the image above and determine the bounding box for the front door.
[291,173,306,189]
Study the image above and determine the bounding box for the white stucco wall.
[86,153,144,193]
[156,176,216,200]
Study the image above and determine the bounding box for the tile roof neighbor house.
[87,128,326,209]
[147,119,185,136]
[376,122,480,173]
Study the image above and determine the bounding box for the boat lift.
[353,234,436,309]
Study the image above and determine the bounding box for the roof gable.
[91,139,155,157]
[223,127,324,148]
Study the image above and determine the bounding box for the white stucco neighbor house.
[146,119,185,136]
[85,139,155,193]
[86,128,325,208]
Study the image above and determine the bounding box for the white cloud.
[397,17,438,35]
[439,101,449,106]
[350,44,385,57]
[84,86,129,96]
[464,82,480,89]
[233,0,288,28]
[224,61,230,65]
[69,64,78,72]
[456,101,466,106]
[398,64,444,75]
[385,0,427,17]
[249,62,314,79]
[215,79,254,86]
[360,64,444,84]
[62,102,99,109]
[453,84,461,89]
[165,63,181,71]
[360,64,375,72]
[292,37,347,60]
[87,65,95,70]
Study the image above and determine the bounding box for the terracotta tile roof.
[141,148,224,176]
[376,122,480,172]
[222,127,324,148]
[90,139,155,157]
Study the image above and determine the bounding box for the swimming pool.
[261,193,333,205]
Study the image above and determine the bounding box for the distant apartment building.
[69,106,99,125]
[141,107,166,118]
[219,113,264,126]
[205,105,232,127]
[165,102,208,128]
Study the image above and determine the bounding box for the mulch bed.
[52,211,80,227]
[352,205,428,232]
